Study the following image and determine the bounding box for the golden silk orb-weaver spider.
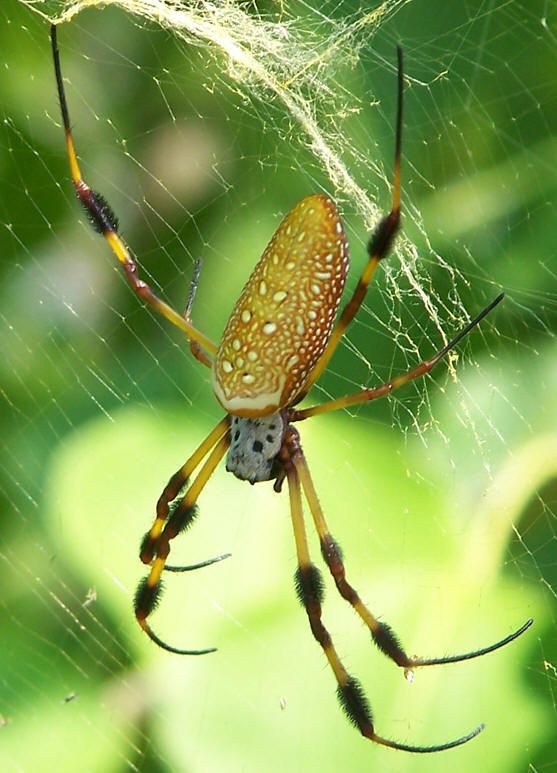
[51,26,532,753]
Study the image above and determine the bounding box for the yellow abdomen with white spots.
[213,194,349,417]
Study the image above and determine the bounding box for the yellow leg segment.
[287,465,351,688]
[140,416,229,557]
[286,445,487,752]
[295,453,385,639]
[50,25,217,360]
[300,48,404,395]
[293,293,505,421]
[135,432,230,655]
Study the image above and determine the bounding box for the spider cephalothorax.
[226,413,286,483]
[50,25,532,754]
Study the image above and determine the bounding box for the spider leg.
[183,258,213,368]
[139,415,229,564]
[134,431,230,655]
[184,258,203,321]
[301,47,404,395]
[50,25,217,362]
[292,439,532,671]
[164,552,231,573]
[291,293,504,421]
[285,441,483,753]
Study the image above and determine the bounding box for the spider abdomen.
[213,194,349,417]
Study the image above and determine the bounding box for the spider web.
[2,1,556,771]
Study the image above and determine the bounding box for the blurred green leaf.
[34,403,550,772]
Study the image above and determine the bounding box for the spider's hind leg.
[50,25,217,361]
[299,47,404,397]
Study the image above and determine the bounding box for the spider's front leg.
[139,416,229,564]
[134,422,230,655]
[292,442,532,674]
[283,427,483,753]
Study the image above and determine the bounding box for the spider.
[51,25,532,753]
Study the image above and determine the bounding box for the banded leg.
[292,293,505,421]
[139,415,229,565]
[286,453,483,753]
[301,47,404,395]
[135,431,230,654]
[50,25,217,362]
[293,447,532,670]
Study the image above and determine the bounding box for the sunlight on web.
[3,1,557,771]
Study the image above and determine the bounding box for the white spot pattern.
[214,194,350,416]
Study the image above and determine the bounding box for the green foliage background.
[2,1,556,771]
